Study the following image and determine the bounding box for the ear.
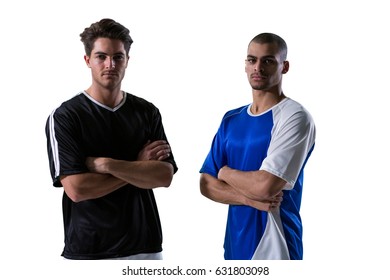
[84,55,91,68]
[282,60,289,74]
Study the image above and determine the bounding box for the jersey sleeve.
[260,108,316,190]
[149,107,178,174]
[45,107,88,187]
[199,115,228,178]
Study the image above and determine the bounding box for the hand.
[137,140,171,161]
[217,165,230,181]
[248,191,284,212]
[268,191,284,209]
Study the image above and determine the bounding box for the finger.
[147,140,167,149]
[270,202,279,209]
[274,196,283,202]
[156,150,171,161]
[153,145,170,157]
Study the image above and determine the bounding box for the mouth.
[102,71,118,77]
[251,74,267,81]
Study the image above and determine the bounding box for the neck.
[250,90,286,115]
[85,86,123,108]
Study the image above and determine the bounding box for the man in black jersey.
[45,18,178,260]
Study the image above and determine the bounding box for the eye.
[262,58,276,65]
[113,55,125,62]
[96,54,106,60]
[246,58,256,64]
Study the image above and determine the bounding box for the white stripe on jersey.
[48,109,60,178]
[251,208,290,260]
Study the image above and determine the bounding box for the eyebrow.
[247,55,257,59]
[247,54,276,60]
[93,51,126,56]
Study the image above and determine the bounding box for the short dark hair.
[249,33,288,61]
[80,18,133,56]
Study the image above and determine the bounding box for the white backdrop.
[1,0,389,279]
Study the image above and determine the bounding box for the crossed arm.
[200,166,286,212]
[61,140,174,203]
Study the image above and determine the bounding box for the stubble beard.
[249,81,268,91]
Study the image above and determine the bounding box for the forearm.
[61,172,126,202]
[200,173,281,211]
[200,173,248,205]
[218,166,286,201]
[93,158,174,189]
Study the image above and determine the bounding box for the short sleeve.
[45,107,88,187]
[260,107,316,190]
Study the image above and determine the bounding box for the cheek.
[120,61,129,69]
[92,60,103,68]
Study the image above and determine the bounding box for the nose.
[254,61,263,72]
[105,57,115,69]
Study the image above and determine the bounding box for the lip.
[251,74,266,80]
[102,71,118,76]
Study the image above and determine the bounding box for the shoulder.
[222,105,249,121]
[277,98,310,114]
[272,98,316,142]
[124,92,159,110]
[125,92,155,106]
[274,98,314,123]
[52,92,86,113]
[47,93,92,128]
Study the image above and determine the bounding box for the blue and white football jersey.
[200,98,316,260]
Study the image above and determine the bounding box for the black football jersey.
[46,91,177,259]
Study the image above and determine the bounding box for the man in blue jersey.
[199,33,316,260]
[46,18,178,259]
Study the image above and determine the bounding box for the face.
[245,42,289,91]
[84,38,129,91]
